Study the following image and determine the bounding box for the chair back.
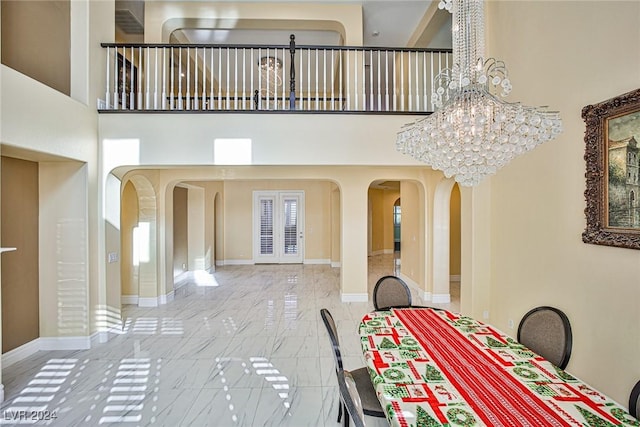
[517,306,572,369]
[337,369,367,427]
[320,308,344,371]
[630,380,640,419]
[373,275,412,310]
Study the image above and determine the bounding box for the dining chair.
[373,275,412,311]
[517,306,573,370]
[630,380,640,419]
[337,369,367,427]
[319,309,385,421]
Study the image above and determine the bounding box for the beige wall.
[173,186,188,276]
[1,0,70,95]
[144,2,360,44]
[223,180,333,262]
[449,183,460,276]
[330,184,340,265]
[39,161,90,337]
[121,181,138,296]
[368,188,385,253]
[399,181,424,288]
[368,187,400,255]
[386,193,400,252]
[481,0,640,405]
[1,0,111,338]
[1,156,39,353]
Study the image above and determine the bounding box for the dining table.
[359,307,639,427]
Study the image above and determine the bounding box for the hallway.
[1,256,459,426]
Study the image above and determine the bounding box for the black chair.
[337,369,367,427]
[630,380,640,419]
[320,309,385,421]
[373,275,412,310]
[517,306,572,370]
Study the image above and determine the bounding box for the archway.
[121,174,159,306]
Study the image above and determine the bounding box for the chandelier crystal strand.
[396,0,562,186]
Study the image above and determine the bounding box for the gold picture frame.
[582,88,640,249]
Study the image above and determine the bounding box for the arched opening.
[120,174,159,307]
[120,180,139,304]
[367,181,400,285]
[393,198,401,253]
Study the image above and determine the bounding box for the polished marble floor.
[0,254,459,426]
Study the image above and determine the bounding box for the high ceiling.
[115,0,452,48]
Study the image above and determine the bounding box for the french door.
[253,191,304,263]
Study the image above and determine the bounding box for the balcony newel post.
[289,34,296,110]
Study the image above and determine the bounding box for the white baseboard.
[450,275,461,282]
[121,295,139,305]
[222,259,254,265]
[216,260,224,266]
[138,297,159,307]
[303,258,331,265]
[174,271,190,289]
[369,249,395,256]
[40,336,90,351]
[432,293,451,303]
[331,261,341,268]
[3,336,91,368]
[159,291,175,305]
[92,331,108,345]
[399,273,431,301]
[341,293,368,303]
[123,291,175,307]
[2,338,40,368]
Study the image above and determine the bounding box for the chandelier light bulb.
[396,0,562,186]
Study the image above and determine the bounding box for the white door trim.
[253,191,304,264]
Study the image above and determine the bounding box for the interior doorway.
[393,197,401,275]
[393,198,401,252]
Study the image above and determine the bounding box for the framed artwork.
[582,88,640,249]
[117,53,137,108]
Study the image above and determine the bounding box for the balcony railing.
[99,36,452,113]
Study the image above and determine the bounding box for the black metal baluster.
[289,34,296,110]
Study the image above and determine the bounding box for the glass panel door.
[253,191,304,263]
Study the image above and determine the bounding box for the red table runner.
[359,308,637,427]
[396,308,571,426]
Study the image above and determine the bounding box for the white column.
[188,186,206,271]
[460,182,492,318]
[432,178,456,303]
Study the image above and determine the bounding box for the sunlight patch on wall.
[103,139,140,172]
[132,222,150,267]
[214,138,252,165]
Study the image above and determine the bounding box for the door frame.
[252,190,305,264]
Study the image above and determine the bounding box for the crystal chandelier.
[396,0,562,186]
[258,56,282,94]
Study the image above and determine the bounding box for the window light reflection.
[99,358,156,425]
[2,358,77,423]
[250,357,291,409]
[192,270,219,287]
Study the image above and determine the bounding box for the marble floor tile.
[1,254,459,426]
